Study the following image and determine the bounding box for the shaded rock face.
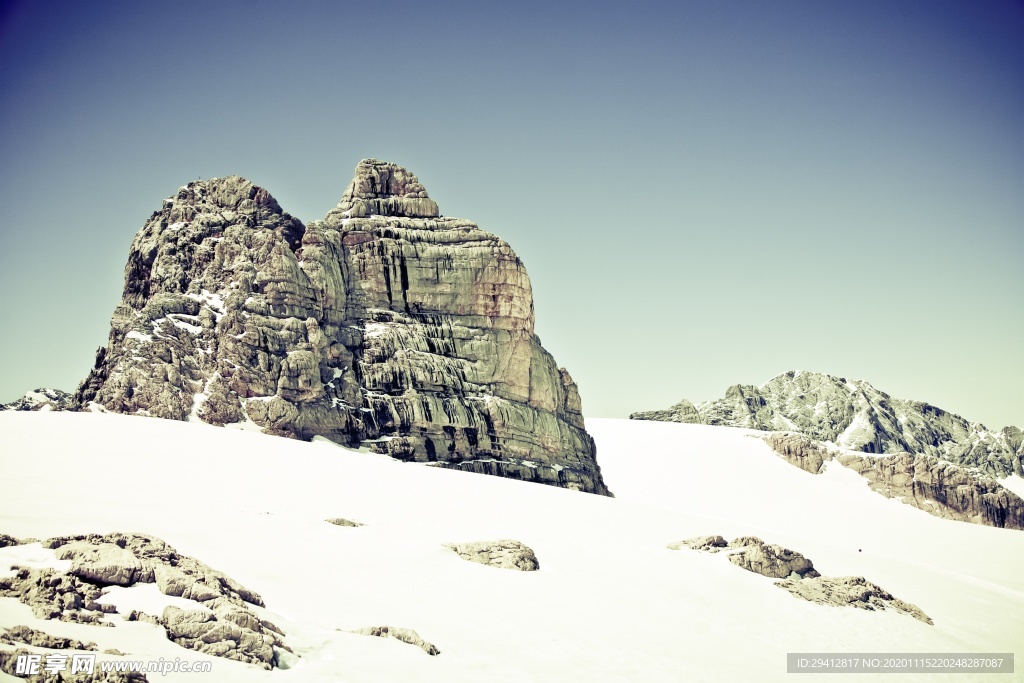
[763,432,1024,530]
[445,540,540,571]
[631,370,1023,478]
[75,160,608,496]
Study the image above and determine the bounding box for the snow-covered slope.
[1,413,1022,682]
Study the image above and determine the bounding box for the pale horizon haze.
[1,0,1021,430]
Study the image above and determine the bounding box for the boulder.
[445,540,540,571]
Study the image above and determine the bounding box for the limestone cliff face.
[76,159,609,495]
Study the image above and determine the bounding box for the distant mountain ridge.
[630,370,1023,478]
[0,388,74,412]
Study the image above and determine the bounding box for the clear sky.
[1,0,1021,430]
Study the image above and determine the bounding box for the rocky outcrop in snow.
[2,625,96,651]
[349,626,440,655]
[74,160,608,495]
[671,534,931,623]
[0,533,290,670]
[631,370,1023,478]
[669,536,818,579]
[325,517,364,527]
[776,576,933,624]
[445,540,540,571]
[723,537,820,579]
[0,648,148,682]
[666,535,728,552]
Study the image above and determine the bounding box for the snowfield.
[1,413,1022,682]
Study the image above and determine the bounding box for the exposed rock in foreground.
[0,388,74,412]
[777,576,933,624]
[2,624,97,651]
[764,432,1024,530]
[631,370,1023,478]
[74,159,609,496]
[349,626,440,656]
[0,648,148,682]
[445,540,540,571]
[670,535,930,623]
[0,533,289,670]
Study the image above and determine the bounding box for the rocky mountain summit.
[74,159,609,495]
[631,370,1022,478]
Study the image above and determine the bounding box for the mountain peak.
[331,159,440,219]
[164,176,282,219]
[74,160,609,495]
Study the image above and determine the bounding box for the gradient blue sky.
[1,0,1021,429]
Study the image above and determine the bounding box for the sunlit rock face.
[76,159,610,496]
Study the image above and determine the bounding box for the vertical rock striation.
[75,160,609,495]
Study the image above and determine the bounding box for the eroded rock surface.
[3,625,97,651]
[762,432,1024,530]
[445,540,540,571]
[764,432,830,474]
[350,626,440,655]
[74,160,609,495]
[777,576,933,624]
[0,533,288,670]
[0,648,148,682]
[0,565,112,626]
[671,534,930,623]
[836,452,1024,529]
[725,537,819,579]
